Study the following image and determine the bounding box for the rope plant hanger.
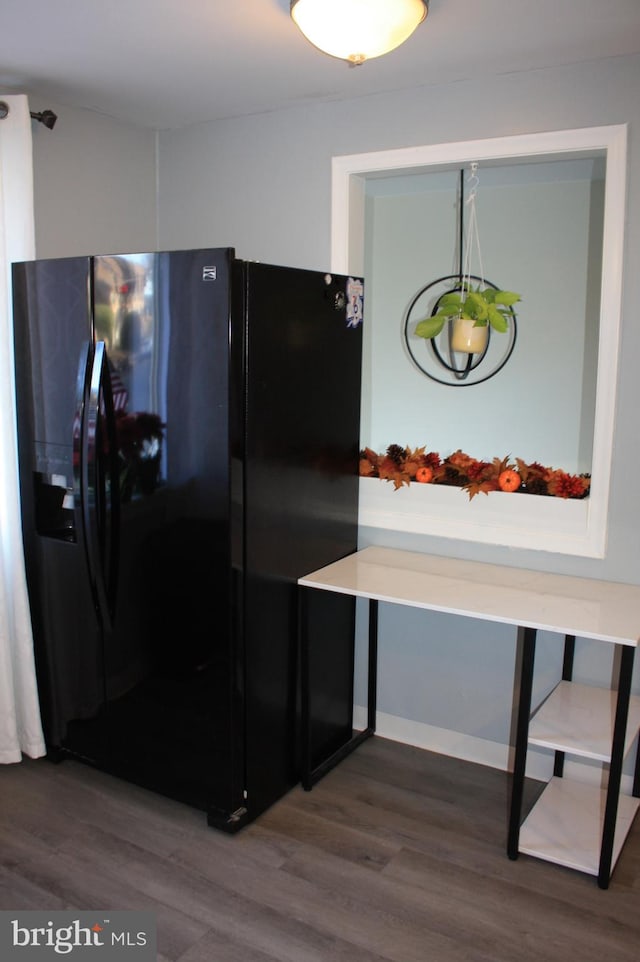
[403,163,520,387]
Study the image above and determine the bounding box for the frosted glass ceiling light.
[290,0,429,66]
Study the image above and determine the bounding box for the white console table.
[298,546,640,889]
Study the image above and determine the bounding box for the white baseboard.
[353,706,636,794]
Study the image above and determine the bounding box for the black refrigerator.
[12,248,363,831]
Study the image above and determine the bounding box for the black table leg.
[300,591,378,790]
[553,634,575,778]
[598,644,635,889]
[508,625,537,860]
[367,599,378,731]
[299,586,313,790]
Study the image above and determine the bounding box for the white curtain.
[0,94,46,763]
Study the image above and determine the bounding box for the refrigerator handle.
[74,341,117,630]
[73,339,91,552]
[100,344,121,620]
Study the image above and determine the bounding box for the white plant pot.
[451,317,488,354]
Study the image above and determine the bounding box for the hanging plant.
[412,162,521,354]
[415,284,521,341]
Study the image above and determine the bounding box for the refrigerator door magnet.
[346,277,363,327]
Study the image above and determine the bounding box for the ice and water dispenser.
[33,442,76,542]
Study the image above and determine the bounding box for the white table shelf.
[529,681,640,761]
[298,546,640,888]
[299,546,640,644]
[519,776,640,876]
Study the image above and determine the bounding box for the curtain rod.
[0,101,57,129]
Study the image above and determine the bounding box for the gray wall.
[30,99,157,259]
[27,53,640,766]
[364,168,600,474]
[157,53,640,763]
[156,55,640,583]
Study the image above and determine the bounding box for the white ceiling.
[1,0,640,131]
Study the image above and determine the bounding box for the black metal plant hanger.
[403,168,518,387]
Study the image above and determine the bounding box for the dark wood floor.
[1,738,639,961]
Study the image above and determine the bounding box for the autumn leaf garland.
[359,445,591,501]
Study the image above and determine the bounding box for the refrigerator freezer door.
[12,256,108,758]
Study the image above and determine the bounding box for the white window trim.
[332,126,628,558]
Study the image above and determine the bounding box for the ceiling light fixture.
[290,0,428,66]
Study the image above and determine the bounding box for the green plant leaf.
[464,291,488,320]
[415,315,447,339]
[493,290,521,306]
[488,304,509,332]
[437,292,463,313]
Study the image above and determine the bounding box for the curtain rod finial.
[30,109,57,130]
